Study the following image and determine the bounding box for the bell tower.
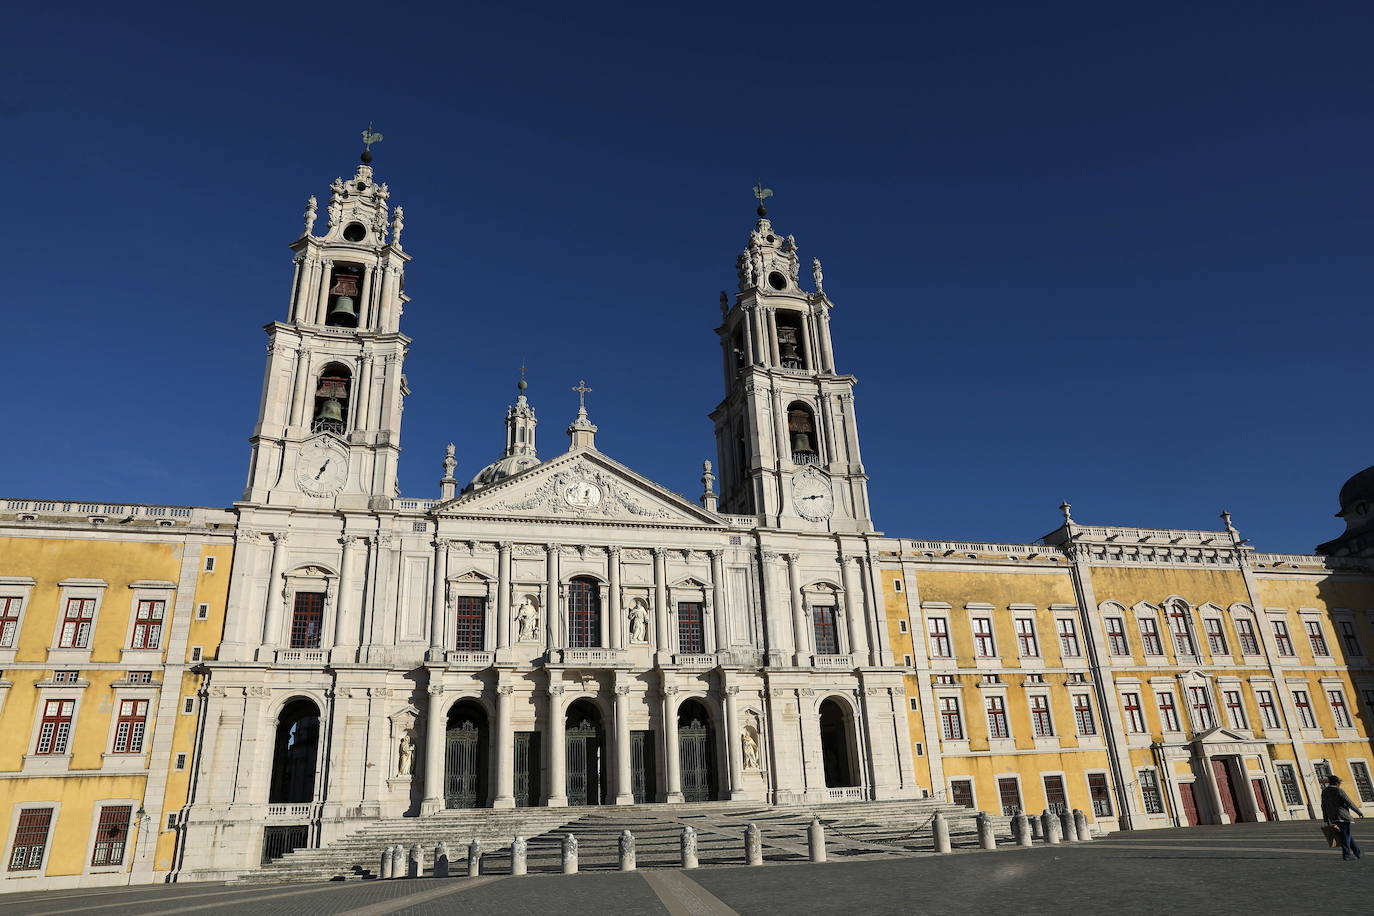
[242,131,412,510]
[709,191,873,533]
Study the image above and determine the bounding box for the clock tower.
[242,138,411,510]
[709,195,873,534]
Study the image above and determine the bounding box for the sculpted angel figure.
[516,595,540,642]
[397,731,415,776]
[742,729,760,770]
[627,598,650,644]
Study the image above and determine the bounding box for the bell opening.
[775,312,807,370]
[325,265,362,328]
[311,363,352,435]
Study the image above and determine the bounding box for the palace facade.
[2,147,1372,890]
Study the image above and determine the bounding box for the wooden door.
[1252,778,1277,821]
[1179,782,1200,826]
[1212,758,1241,822]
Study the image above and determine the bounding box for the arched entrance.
[819,698,858,788]
[678,699,717,803]
[565,700,606,806]
[445,701,489,809]
[269,699,320,803]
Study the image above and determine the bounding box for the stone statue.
[812,257,824,294]
[304,196,317,236]
[719,290,729,318]
[392,205,405,248]
[516,595,540,642]
[627,598,650,644]
[397,731,415,776]
[442,443,456,480]
[742,729,760,770]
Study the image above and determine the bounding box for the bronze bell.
[790,431,814,454]
[326,294,357,326]
[315,398,344,422]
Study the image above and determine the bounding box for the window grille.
[1043,774,1068,815]
[36,699,74,754]
[112,699,148,754]
[950,779,974,808]
[8,808,53,871]
[1015,618,1038,657]
[1105,617,1129,656]
[127,670,152,684]
[90,806,131,867]
[677,602,705,654]
[1088,773,1112,817]
[567,578,601,648]
[1139,769,1165,814]
[0,596,21,647]
[985,696,1010,739]
[1030,695,1053,737]
[131,599,164,649]
[289,592,325,649]
[939,697,963,740]
[453,596,485,651]
[1073,693,1096,735]
[59,598,95,648]
[1057,619,1080,657]
[811,605,839,655]
[997,777,1022,816]
[927,618,951,658]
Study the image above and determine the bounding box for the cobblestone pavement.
[2,821,1370,915]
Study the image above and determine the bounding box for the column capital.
[433,537,452,550]
[340,535,359,547]
[651,546,668,559]
[723,685,740,696]
[708,548,725,560]
[497,540,513,552]
[661,685,680,697]
[614,686,632,696]
[782,552,799,566]
[238,527,262,543]
[547,684,566,697]
[497,685,515,696]
[427,683,445,697]
[606,545,622,557]
[375,533,395,549]
[269,530,290,544]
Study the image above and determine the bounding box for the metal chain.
[806,809,942,851]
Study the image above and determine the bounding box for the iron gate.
[679,718,715,803]
[445,720,482,808]
[514,731,541,808]
[631,730,657,803]
[566,720,603,806]
[261,824,309,863]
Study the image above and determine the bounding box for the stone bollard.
[976,812,996,850]
[511,836,528,876]
[620,830,636,871]
[434,842,450,878]
[808,817,826,863]
[1042,810,1061,845]
[681,825,699,869]
[562,833,578,875]
[390,844,406,878]
[1028,813,1043,841]
[1059,809,1078,843]
[407,844,423,878]
[1012,813,1032,847]
[1074,809,1092,841]
[932,810,951,854]
[380,846,394,879]
[467,839,481,876]
[745,823,763,866]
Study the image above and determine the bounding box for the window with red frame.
[1236,618,1260,655]
[1339,620,1362,657]
[812,605,839,655]
[1223,690,1247,728]
[677,602,705,654]
[1015,618,1038,657]
[973,617,995,657]
[35,699,74,754]
[1293,690,1317,729]
[1329,690,1352,729]
[927,617,951,658]
[7,808,52,871]
[1030,695,1053,737]
[131,599,165,650]
[1306,621,1330,657]
[1168,604,1195,655]
[90,806,131,867]
[1257,689,1282,729]
[1187,686,1214,730]
[949,779,974,808]
[1057,618,1080,657]
[1273,621,1295,656]
[58,598,95,648]
[567,577,601,648]
[453,596,485,651]
[939,696,963,740]
[1156,691,1180,731]
[1204,618,1228,656]
[1139,617,1163,656]
[1123,692,1145,733]
[1073,692,1097,735]
[985,695,1010,739]
[289,592,325,649]
[0,596,22,647]
[112,699,148,753]
[1105,617,1129,656]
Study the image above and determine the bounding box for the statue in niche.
[397,730,415,776]
[742,728,760,770]
[516,595,541,642]
[627,598,650,644]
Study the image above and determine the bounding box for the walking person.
[1321,775,1364,860]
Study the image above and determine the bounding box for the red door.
[1212,758,1242,822]
[1252,778,1277,821]
[1179,782,1200,826]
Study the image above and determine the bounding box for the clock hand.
[801,494,823,500]
[315,461,329,480]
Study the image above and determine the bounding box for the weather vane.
[753,182,773,216]
[362,123,384,152]
[572,379,593,410]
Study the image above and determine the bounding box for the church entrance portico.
[565,700,607,806]
[444,700,489,809]
[677,699,717,802]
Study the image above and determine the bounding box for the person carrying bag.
[1321,775,1364,860]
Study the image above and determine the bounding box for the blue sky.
[5,2,1372,553]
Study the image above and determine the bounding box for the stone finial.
[720,290,729,318]
[391,205,405,249]
[1060,500,1073,525]
[304,196,317,237]
[701,460,718,512]
[440,443,458,500]
[567,380,598,450]
[812,257,824,294]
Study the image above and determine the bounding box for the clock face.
[791,473,834,521]
[296,438,348,496]
[562,479,602,510]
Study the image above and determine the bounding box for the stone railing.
[394,498,440,511]
[904,539,1064,559]
[813,654,854,669]
[673,653,718,669]
[276,649,327,665]
[3,498,229,527]
[825,786,869,802]
[445,651,494,668]
[557,647,624,666]
[265,803,317,821]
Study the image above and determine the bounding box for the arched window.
[775,312,806,369]
[568,577,601,648]
[312,363,352,435]
[325,264,362,328]
[269,699,321,803]
[787,402,819,465]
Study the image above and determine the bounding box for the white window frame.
[121,580,176,664]
[0,577,37,664]
[49,579,108,664]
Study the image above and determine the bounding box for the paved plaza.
[1,822,1369,916]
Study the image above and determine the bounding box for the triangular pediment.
[433,449,725,528]
[1194,726,1257,744]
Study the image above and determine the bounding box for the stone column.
[742,305,756,364]
[614,680,634,805]
[288,349,311,428]
[354,357,374,431]
[428,539,449,661]
[332,536,361,655]
[496,542,512,649]
[761,553,789,664]
[493,684,515,808]
[786,554,809,666]
[422,683,446,815]
[653,548,670,660]
[709,550,727,654]
[545,684,567,806]
[546,545,561,653]
[608,547,623,649]
[840,555,868,661]
[723,684,745,800]
[766,308,781,365]
[315,259,333,324]
[258,532,288,658]
[663,682,683,802]
[359,264,374,328]
[818,309,836,373]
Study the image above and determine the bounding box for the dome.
[1336,465,1374,517]
[465,454,540,492]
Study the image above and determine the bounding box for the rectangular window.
[1339,620,1361,656]
[1329,690,1353,729]
[1365,689,1374,717]
[1015,618,1038,657]
[927,617,951,658]
[130,599,165,650]
[1223,690,1247,729]
[90,805,131,867]
[1168,605,1195,655]
[453,595,486,651]
[196,603,210,620]
[59,597,96,648]
[1030,695,1054,737]
[950,779,974,808]
[126,671,152,684]
[1139,617,1163,656]
[7,808,53,871]
[677,602,706,654]
[112,699,149,754]
[1139,769,1165,814]
[1088,773,1112,817]
[1236,618,1260,655]
[812,605,839,655]
[1188,686,1214,730]
[1273,621,1295,656]
[204,556,216,572]
[1204,618,1228,656]
[1350,762,1374,804]
[1123,692,1146,733]
[893,580,903,593]
[1156,691,1180,732]
[52,669,79,684]
[289,592,325,649]
[909,697,918,711]
[1105,617,1129,656]
[1293,690,1317,729]
[902,654,913,667]
[0,596,22,647]
[898,619,908,633]
[1276,763,1303,806]
[1073,693,1097,736]
[973,617,995,657]
[1057,618,1080,657]
[997,777,1022,816]
[176,753,188,770]
[35,699,74,754]
[1043,774,1068,815]
[1315,761,1333,786]
[1306,621,1330,657]
[985,695,1010,739]
[190,646,203,662]
[182,697,195,714]
[1257,689,1282,729]
[939,696,963,740]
